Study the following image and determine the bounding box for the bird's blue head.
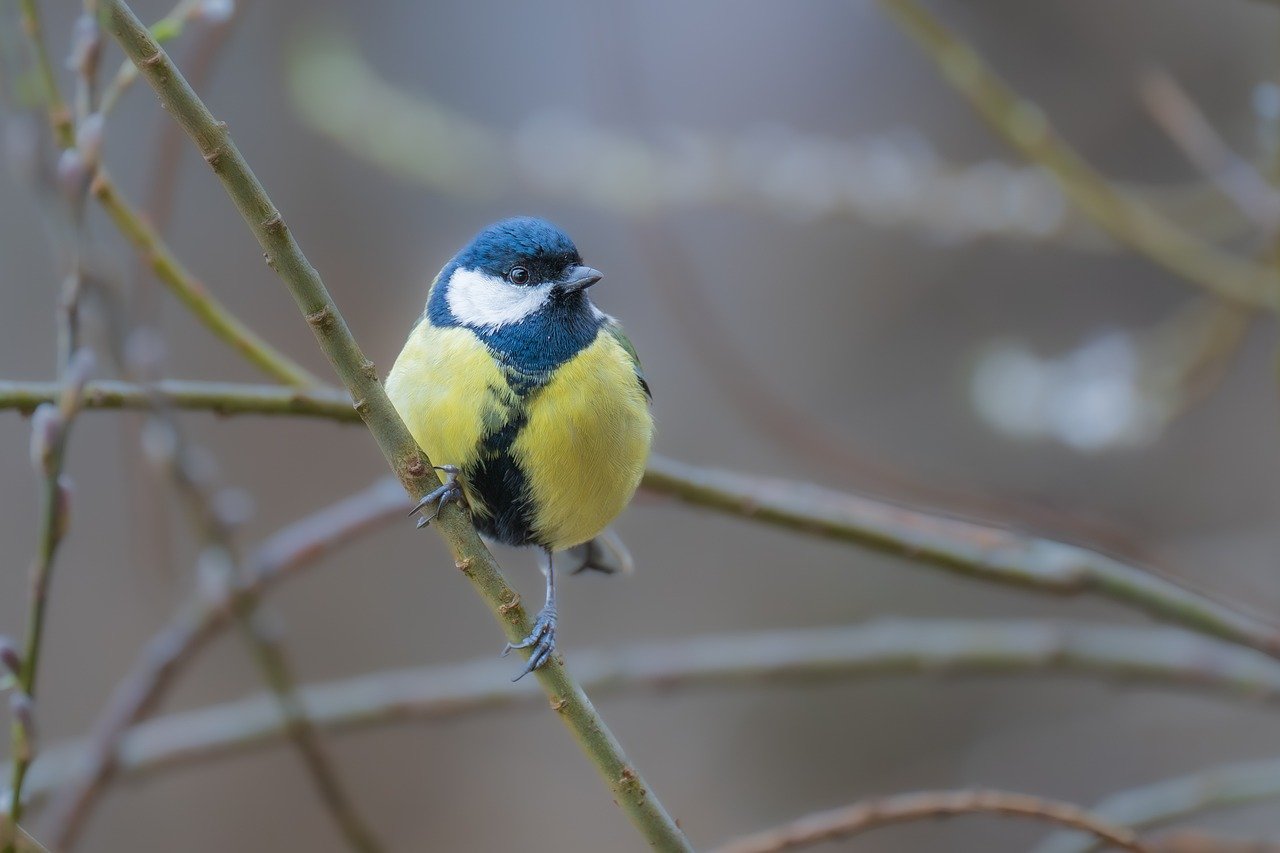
[427,217,604,333]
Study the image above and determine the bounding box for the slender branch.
[5,354,93,847]
[8,618,1280,814]
[642,456,1280,661]
[1032,757,1280,853]
[89,171,322,386]
[1138,70,1280,234]
[98,4,692,849]
[0,379,354,419]
[707,790,1148,853]
[874,0,1280,311]
[38,476,407,847]
[98,0,202,115]
[3,379,1279,665]
[0,823,48,853]
[136,397,380,853]
[16,0,71,147]
[4,5,105,838]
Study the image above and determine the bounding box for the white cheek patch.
[446,267,552,329]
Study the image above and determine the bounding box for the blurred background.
[3,0,1280,850]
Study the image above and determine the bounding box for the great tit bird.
[387,217,653,679]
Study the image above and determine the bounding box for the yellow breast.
[386,321,653,551]
[513,332,653,550]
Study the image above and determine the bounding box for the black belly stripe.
[466,376,543,547]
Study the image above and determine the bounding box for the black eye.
[508,266,530,284]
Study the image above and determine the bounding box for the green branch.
[90,171,322,386]
[0,379,353,419]
[875,0,1280,311]
[12,620,1280,816]
[97,4,692,849]
[4,355,92,845]
[16,0,71,146]
[642,456,1280,661]
[3,378,1279,666]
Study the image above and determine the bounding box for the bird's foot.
[501,605,557,681]
[409,465,466,529]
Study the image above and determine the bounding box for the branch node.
[305,306,334,330]
[498,593,520,614]
[404,458,426,477]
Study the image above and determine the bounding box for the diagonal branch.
[96,4,692,849]
[874,0,1280,311]
[36,476,407,846]
[130,394,380,853]
[707,790,1148,853]
[90,170,322,387]
[642,456,1280,661]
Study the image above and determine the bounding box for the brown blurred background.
[3,0,1280,850]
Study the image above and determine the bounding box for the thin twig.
[16,0,71,147]
[133,382,381,853]
[708,790,1148,852]
[3,2,101,839]
[98,0,202,116]
[1139,69,1280,234]
[4,354,93,849]
[9,619,1280,814]
[1032,757,1280,853]
[0,379,353,419]
[37,476,406,847]
[0,823,48,853]
[98,4,692,849]
[90,170,321,386]
[2,379,1278,665]
[641,455,1280,661]
[874,0,1280,311]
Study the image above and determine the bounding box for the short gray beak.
[561,265,603,293]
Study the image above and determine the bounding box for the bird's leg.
[502,547,557,680]
[408,465,466,529]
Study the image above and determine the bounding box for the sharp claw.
[502,609,556,678]
[409,467,465,529]
[512,643,553,681]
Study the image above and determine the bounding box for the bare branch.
[874,0,1280,311]
[708,790,1147,852]
[37,476,406,846]
[89,171,322,387]
[11,620,1280,814]
[1033,757,1280,853]
[3,380,1277,665]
